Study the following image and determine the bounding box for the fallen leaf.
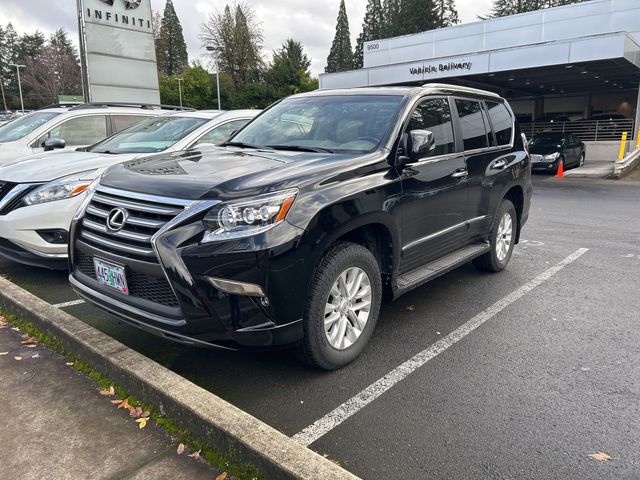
[11,327,20,331]
[176,443,185,455]
[135,417,149,429]
[14,355,22,361]
[188,449,201,460]
[216,473,228,480]
[589,452,613,462]
[26,344,37,348]
[98,389,112,396]
[31,353,40,359]
[405,305,415,312]
[141,411,150,418]
[117,399,131,410]
[129,406,143,418]
[21,336,38,345]
[66,362,74,366]
[0,352,8,356]
[111,399,123,405]
[109,385,115,396]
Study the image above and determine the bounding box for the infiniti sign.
[106,208,129,231]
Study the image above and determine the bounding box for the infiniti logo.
[107,208,128,231]
[99,0,142,9]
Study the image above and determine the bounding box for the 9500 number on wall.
[367,43,380,51]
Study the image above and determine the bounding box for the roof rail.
[68,102,196,111]
[421,83,501,98]
[38,102,83,110]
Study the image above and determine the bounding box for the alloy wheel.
[324,267,372,350]
[496,212,513,262]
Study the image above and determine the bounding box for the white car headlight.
[202,189,298,243]
[24,170,99,206]
[543,152,560,161]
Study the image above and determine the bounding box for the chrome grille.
[78,189,189,263]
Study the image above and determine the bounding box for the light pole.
[176,78,183,108]
[206,46,224,110]
[8,64,26,113]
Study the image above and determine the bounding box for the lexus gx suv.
[69,84,532,370]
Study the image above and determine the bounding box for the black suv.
[69,84,532,370]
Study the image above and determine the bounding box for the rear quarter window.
[455,99,490,151]
[486,101,514,146]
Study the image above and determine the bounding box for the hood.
[0,142,29,164]
[99,147,376,201]
[529,144,561,156]
[0,150,141,183]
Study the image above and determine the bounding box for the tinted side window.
[455,99,489,151]
[111,115,149,133]
[407,98,455,156]
[195,119,251,146]
[486,101,513,146]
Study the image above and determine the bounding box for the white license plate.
[94,258,129,295]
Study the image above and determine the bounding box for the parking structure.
[1,175,639,479]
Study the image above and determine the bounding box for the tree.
[159,64,213,109]
[158,0,189,76]
[487,0,586,18]
[434,0,460,27]
[21,29,81,104]
[354,0,384,69]
[382,0,404,38]
[326,0,354,73]
[265,39,316,99]
[200,2,263,90]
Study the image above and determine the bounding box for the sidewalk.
[0,318,224,480]
[562,158,614,178]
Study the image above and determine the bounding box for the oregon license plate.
[94,258,129,295]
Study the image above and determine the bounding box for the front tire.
[578,152,585,167]
[473,199,517,272]
[299,242,382,370]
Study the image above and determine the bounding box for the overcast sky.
[0,0,493,76]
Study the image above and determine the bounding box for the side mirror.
[43,137,66,151]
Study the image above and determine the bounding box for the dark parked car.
[529,132,585,172]
[69,84,532,370]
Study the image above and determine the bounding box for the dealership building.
[320,0,640,152]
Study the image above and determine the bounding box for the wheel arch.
[501,184,525,243]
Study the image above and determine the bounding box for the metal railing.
[520,119,635,142]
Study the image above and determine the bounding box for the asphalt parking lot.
[2,174,639,479]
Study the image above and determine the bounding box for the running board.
[397,242,490,291]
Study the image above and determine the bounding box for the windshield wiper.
[91,150,117,154]
[265,144,334,153]
[221,141,261,149]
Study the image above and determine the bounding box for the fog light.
[208,277,265,297]
[37,229,69,244]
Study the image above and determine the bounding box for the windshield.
[0,111,61,143]
[530,133,564,146]
[230,95,405,153]
[91,116,210,154]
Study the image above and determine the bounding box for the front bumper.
[69,188,310,350]
[0,194,85,269]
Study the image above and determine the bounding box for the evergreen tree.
[16,31,46,63]
[326,0,354,73]
[159,0,188,76]
[435,0,460,27]
[401,0,437,36]
[382,0,403,38]
[354,0,384,69]
[488,0,586,18]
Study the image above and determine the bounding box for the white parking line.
[293,248,589,447]
[52,299,86,308]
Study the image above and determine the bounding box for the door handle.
[451,169,468,179]
[491,159,508,170]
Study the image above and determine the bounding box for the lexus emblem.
[98,0,142,9]
[107,208,128,231]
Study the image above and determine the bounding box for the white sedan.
[0,109,259,268]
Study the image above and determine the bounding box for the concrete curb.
[0,276,360,480]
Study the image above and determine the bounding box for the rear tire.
[578,152,585,167]
[299,242,382,370]
[473,199,517,273]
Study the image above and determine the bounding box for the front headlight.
[24,170,99,206]
[543,152,560,161]
[202,189,298,243]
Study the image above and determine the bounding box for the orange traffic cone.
[555,160,564,178]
